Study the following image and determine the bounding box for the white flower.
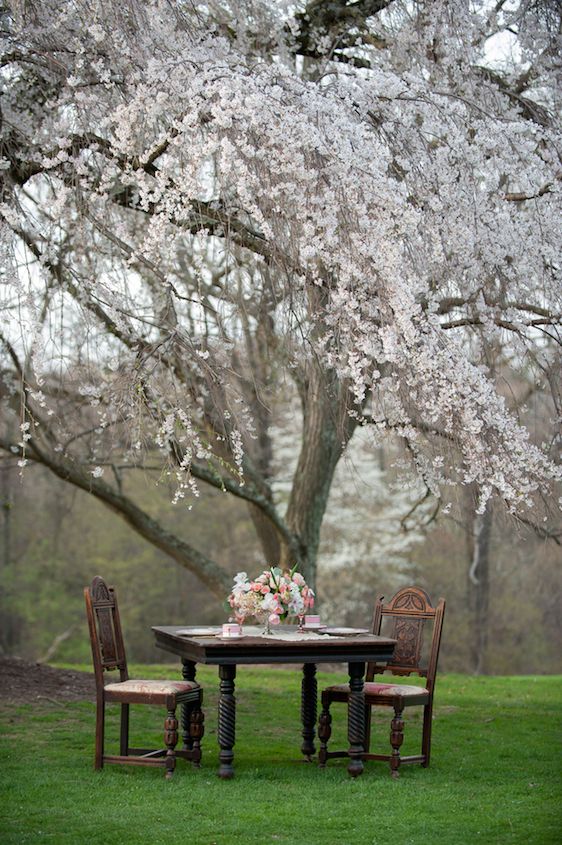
[233,571,249,587]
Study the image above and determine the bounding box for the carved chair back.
[84,575,129,689]
[366,586,445,694]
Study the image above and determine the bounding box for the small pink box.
[222,623,241,638]
[305,615,321,627]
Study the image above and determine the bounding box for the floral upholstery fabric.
[329,682,428,698]
[364,683,427,697]
[105,679,199,695]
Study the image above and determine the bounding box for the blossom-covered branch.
[1,0,560,592]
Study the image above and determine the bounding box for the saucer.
[175,627,219,637]
[320,626,369,637]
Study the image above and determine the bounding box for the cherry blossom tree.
[1,0,560,596]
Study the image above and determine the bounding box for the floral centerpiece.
[228,566,314,634]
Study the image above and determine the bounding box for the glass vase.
[258,612,272,636]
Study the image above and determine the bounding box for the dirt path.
[0,656,95,705]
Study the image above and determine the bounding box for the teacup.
[222,623,241,638]
[304,615,321,628]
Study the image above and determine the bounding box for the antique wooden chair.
[318,585,445,778]
[85,575,204,778]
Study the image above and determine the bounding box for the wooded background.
[1,450,560,674]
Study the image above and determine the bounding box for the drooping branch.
[5,216,302,552]
[6,130,275,267]
[0,436,231,596]
[475,65,553,127]
[503,178,560,202]
[440,316,561,334]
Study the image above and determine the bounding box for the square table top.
[152,625,396,665]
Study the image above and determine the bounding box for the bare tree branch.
[0,436,231,595]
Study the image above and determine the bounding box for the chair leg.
[95,696,105,770]
[189,699,205,768]
[390,704,404,779]
[318,701,332,768]
[120,703,130,756]
[421,702,433,767]
[181,702,194,751]
[164,708,178,779]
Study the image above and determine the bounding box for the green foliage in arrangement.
[0,669,560,845]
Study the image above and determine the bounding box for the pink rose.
[261,585,271,594]
[268,613,281,625]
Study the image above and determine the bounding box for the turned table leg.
[218,663,236,779]
[347,661,365,778]
[301,663,317,761]
[181,659,197,750]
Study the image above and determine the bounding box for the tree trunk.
[0,460,16,653]
[247,502,281,565]
[283,366,356,588]
[468,500,492,675]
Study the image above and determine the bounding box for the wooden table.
[152,625,395,779]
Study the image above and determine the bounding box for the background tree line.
[1,440,560,674]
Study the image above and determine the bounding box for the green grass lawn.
[0,667,560,845]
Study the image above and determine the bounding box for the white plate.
[302,624,326,631]
[175,627,220,637]
[321,627,370,637]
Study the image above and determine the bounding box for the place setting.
[173,567,371,641]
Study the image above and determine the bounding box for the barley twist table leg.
[218,664,236,779]
[301,663,317,761]
[347,661,365,778]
